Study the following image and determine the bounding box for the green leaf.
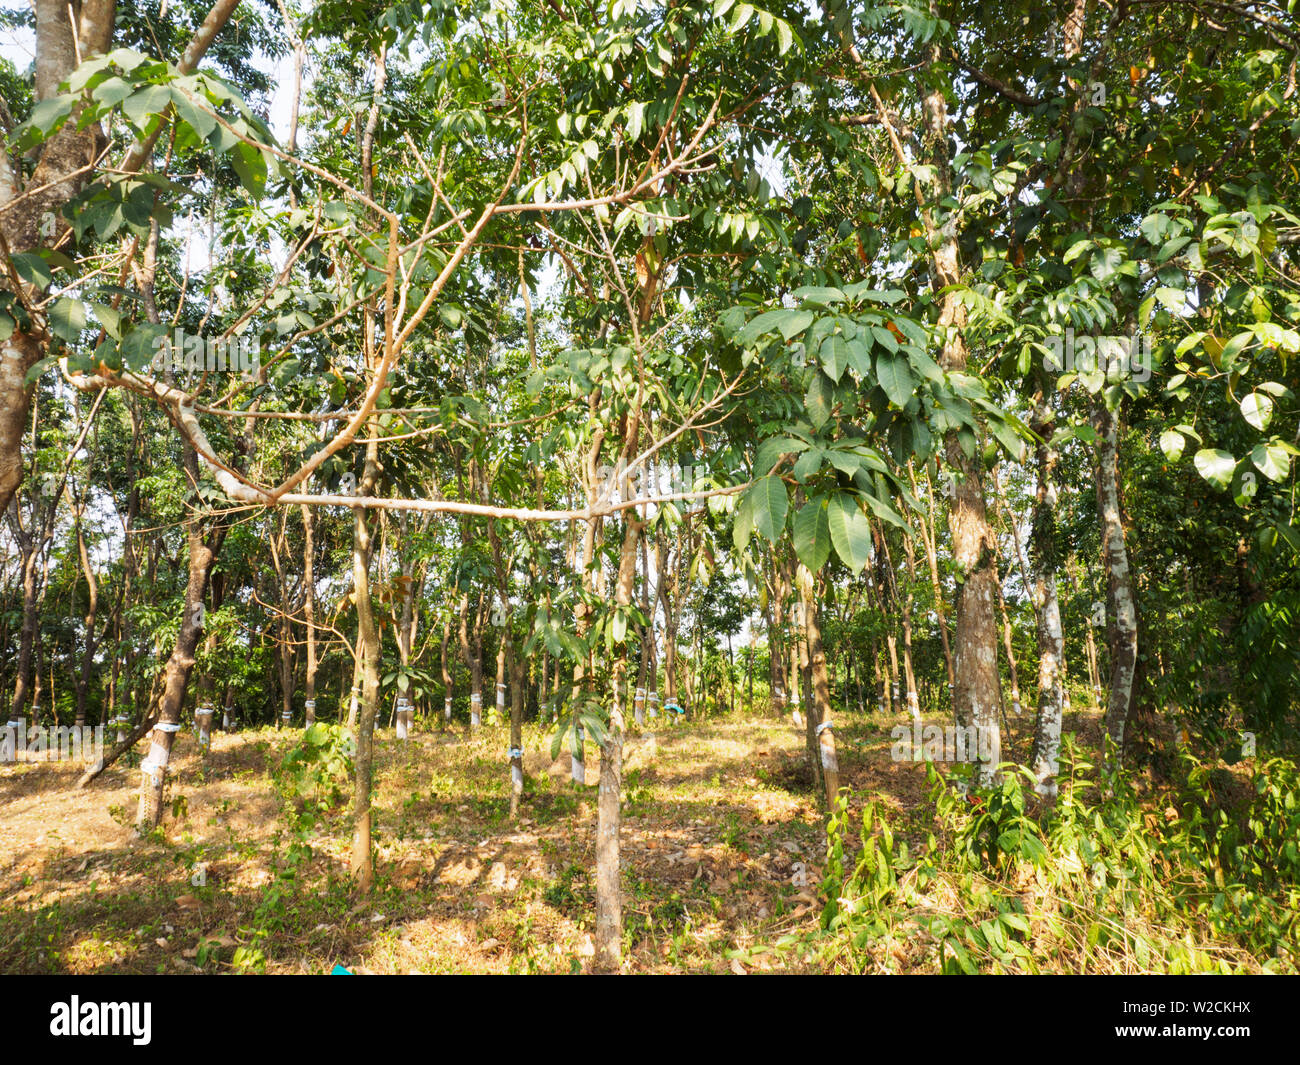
[777,310,815,342]
[861,489,906,530]
[775,19,794,54]
[793,499,830,572]
[123,84,174,129]
[1159,429,1185,462]
[736,308,812,347]
[727,3,755,33]
[48,297,87,343]
[846,336,873,377]
[876,352,915,407]
[870,324,899,353]
[23,356,58,387]
[792,448,823,481]
[805,372,834,429]
[1241,392,1274,431]
[1252,442,1290,482]
[828,493,871,573]
[231,142,268,199]
[1088,246,1123,282]
[91,76,134,108]
[732,489,754,551]
[9,252,52,289]
[626,101,645,143]
[753,435,807,475]
[172,89,216,142]
[86,301,123,339]
[986,413,1026,462]
[793,286,845,307]
[749,475,788,544]
[1154,286,1186,311]
[13,96,73,149]
[1062,237,1093,264]
[820,334,850,383]
[1193,448,1236,490]
[907,347,944,382]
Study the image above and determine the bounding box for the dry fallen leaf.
[729,958,747,975]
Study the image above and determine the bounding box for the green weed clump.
[806,739,1300,974]
[232,725,357,972]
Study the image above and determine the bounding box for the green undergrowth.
[794,739,1300,974]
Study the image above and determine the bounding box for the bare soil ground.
[0,701,1098,974]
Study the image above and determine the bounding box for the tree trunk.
[508,640,525,818]
[1027,404,1066,795]
[915,465,956,690]
[595,514,640,971]
[136,509,225,829]
[302,505,318,725]
[74,499,99,729]
[348,431,383,893]
[440,610,453,725]
[915,28,1003,785]
[1093,400,1138,759]
[801,572,839,807]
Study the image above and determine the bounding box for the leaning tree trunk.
[136,503,225,830]
[134,214,232,828]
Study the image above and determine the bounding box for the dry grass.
[0,709,942,974]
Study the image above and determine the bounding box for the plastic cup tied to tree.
[395,697,414,740]
[195,705,215,754]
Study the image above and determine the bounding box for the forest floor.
[0,699,1102,974]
